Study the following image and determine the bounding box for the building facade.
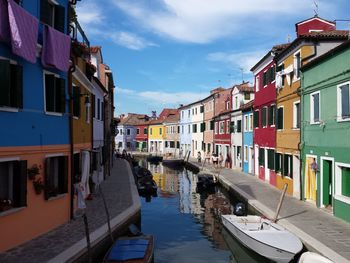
[301,40,350,223]
[242,101,254,174]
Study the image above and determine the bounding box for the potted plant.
[33,179,44,195]
[27,164,40,180]
[0,199,12,212]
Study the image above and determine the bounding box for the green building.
[301,40,350,223]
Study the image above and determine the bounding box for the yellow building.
[274,17,348,198]
[148,120,165,154]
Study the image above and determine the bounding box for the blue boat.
[104,235,154,263]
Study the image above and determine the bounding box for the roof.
[90,46,102,53]
[159,108,178,120]
[232,82,254,93]
[119,113,149,125]
[240,100,254,111]
[295,16,335,28]
[301,39,350,71]
[275,30,349,61]
[250,43,290,72]
[163,113,180,124]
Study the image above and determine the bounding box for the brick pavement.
[0,158,139,263]
[189,158,350,263]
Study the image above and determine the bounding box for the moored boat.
[104,235,154,263]
[221,215,303,263]
[298,252,334,263]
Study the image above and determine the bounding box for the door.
[264,149,269,182]
[254,145,259,176]
[305,156,317,202]
[322,159,333,208]
[249,146,253,173]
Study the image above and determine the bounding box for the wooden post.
[83,213,92,263]
[186,151,191,163]
[99,186,114,243]
[273,183,288,222]
[201,157,206,170]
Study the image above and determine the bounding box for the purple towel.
[42,25,71,72]
[0,0,10,43]
[7,0,38,63]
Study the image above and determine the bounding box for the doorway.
[322,159,333,209]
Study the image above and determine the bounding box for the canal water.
[137,160,274,263]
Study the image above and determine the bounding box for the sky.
[76,0,349,117]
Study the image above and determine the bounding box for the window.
[255,76,260,92]
[192,109,194,115]
[215,122,218,134]
[44,156,68,200]
[144,128,148,135]
[85,97,90,123]
[275,152,282,172]
[244,146,248,162]
[293,101,301,129]
[181,125,184,134]
[159,128,162,135]
[188,125,190,133]
[237,120,242,133]
[254,110,259,128]
[282,154,293,178]
[268,105,276,126]
[277,107,284,130]
[263,71,267,86]
[126,129,130,135]
[244,115,248,131]
[237,146,241,159]
[181,111,184,118]
[235,96,238,109]
[40,0,65,32]
[46,73,66,114]
[188,110,190,117]
[337,82,350,121]
[262,107,267,127]
[201,122,206,132]
[244,93,250,100]
[137,129,140,135]
[226,101,230,110]
[230,121,235,133]
[335,164,350,201]
[219,121,224,134]
[210,120,214,130]
[126,142,130,148]
[200,105,204,113]
[118,142,122,148]
[91,95,95,118]
[177,126,180,133]
[258,148,265,166]
[249,114,253,131]
[193,124,197,133]
[150,128,152,135]
[267,149,275,170]
[0,59,23,109]
[170,141,175,148]
[0,160,27,210]
[294,52,301,79]
[195,108,197,115]
[226,120,230,134]
[310,92,320,124]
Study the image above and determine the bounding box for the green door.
[322,160,332,207]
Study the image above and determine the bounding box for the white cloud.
[115,87,136,95]
[207,50,266,73]
[112,0,315,44]
[111,31,158,50]
[75,1,104,28]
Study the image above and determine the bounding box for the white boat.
[298,252,334,263]
[221,215,303,263]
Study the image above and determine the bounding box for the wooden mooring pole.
[83,213,92,263]
[273,183,288,222]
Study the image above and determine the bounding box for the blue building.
[179,104,193,157]
[241,101,254,174]
[0,0,71,251]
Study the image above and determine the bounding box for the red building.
[213,109,232,163]
[135,122,149,151]
[250,44,289,185]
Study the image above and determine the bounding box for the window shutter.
[59,156,68,193]
[0,59,11,106]
[237,120,242,132]
[92,94,95,118]
[275,153,280,172]
[54,4,65,32]
[262,107,267,127]
[13,160,27,207]
[341,85,350,118]
[45,74,55,112]
[290,155,293,178]
[44,158,51,200]
[101,101,104,120]
[268,106,273,126]
[40,0,52,25]
[283,154,289,177]
[56,77,66,113]
[210,120,214,130]
[277,108,283,129]
[11,64,23,108]
[254,111,259,128]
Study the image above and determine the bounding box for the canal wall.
[189,161,350,263]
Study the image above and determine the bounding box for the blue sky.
[76,0,349,116]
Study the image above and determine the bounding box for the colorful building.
[274,16,348,197]
[190,101,205,158]
[241,101,254,174]
[135,122,149,152]
[148,119,165,154]
[251,44,288,185]
[164,113,180,157]
[203,92,218,155]
[231,82,254,169]
[301,40,350,222]
[179,104,192,156]
[0,0,71,251]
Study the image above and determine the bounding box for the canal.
[137,160,274,263]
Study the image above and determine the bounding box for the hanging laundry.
[42,24,70,72]
[0,0,38,63]
[80,150,91,199]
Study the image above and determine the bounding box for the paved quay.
[0,158,140,263]
[187,158,350,263]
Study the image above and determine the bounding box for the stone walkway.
[189,158,350,263]
[0,158,139,263]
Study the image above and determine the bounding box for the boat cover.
[108,238,149,261]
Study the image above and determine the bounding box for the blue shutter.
[341,84,350,119]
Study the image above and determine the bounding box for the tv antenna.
[313,0,319,16]
[239,67,244,83]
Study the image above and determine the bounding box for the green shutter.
[275,153,280,172]
[267,149,275,170]
[0,59,11,106]
[45,74,55,112]
[73,86,81,117]
[40,0,52,25]
[56,77,66,113]
[254,111,259,128]
[342,167,350,197]
[54,4,65,32]
[237,120,242,132]
[283,154,289,177]
[13,160,27,207]
[11,64,23,108]
[268,105,274,126]
[277,107,283,129]
[262,107,267,127]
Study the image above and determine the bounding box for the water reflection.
[138,160,271,263]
